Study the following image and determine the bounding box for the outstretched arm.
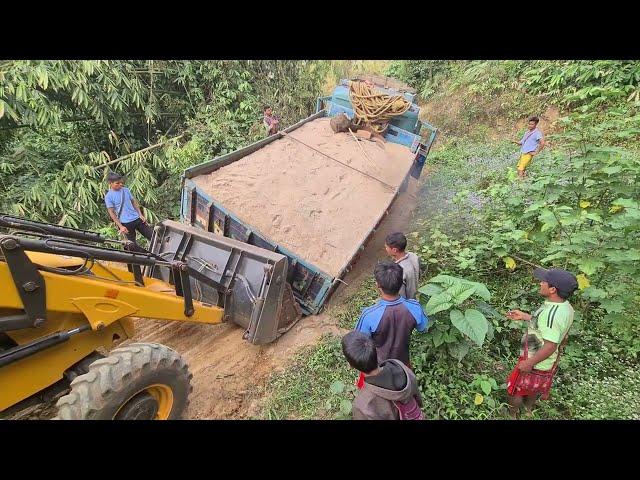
[506,309,532,321]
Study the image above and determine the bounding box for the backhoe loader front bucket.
[146,220,302,344]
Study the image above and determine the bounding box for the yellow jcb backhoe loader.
[0,215,300,419]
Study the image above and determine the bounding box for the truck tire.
[54,342,192,420]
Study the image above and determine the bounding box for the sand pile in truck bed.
[193,117,415,277]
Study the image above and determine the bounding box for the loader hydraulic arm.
[0,215,106,243]
[0,234,227,332]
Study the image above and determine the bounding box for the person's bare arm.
[131,198,146,223]
[107,207,128,234]
[533,137,546,155]
[506,309,532,321]
[518,340,557,372]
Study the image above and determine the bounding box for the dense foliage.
[0,60,327,230]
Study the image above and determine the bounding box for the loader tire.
[54,342,192,420]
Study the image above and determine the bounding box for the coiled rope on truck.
[348,80,412,134]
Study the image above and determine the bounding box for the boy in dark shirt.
[355,261,429,367]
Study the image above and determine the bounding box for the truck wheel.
[54,343,192,420]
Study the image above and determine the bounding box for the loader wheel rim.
[115,384,174,420]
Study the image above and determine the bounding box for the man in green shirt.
[505,268,578,418]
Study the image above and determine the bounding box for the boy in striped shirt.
[506,268,578,417]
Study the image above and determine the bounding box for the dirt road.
[128,176,421,419]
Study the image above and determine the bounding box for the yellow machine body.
[0,252,224,412]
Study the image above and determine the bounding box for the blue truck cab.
[316,77,437,178]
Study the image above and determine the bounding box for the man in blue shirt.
[355,261,429,368]
[104,172,153,251]
[513,116,545,179]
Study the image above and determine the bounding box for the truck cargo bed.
[181,110,418,314]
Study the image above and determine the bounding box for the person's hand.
[139,214,147,224]
[506,309,528,321]
[518,359,534,373]
[118,225,129,234]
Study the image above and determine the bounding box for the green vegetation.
[262,336,355,420]
[0,60,328,230]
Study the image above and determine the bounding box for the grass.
[260,334,355,420]
[329,277,379,330]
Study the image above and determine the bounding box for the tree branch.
[551,207,573,245]
[92,133,185,170]
[510,254,544,270]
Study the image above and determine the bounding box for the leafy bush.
[0,60,328,229]
[462,144,640,357]
[418,274,496,361]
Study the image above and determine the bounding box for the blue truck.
[178,77,437,328]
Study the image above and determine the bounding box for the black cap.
[533,268,578,298]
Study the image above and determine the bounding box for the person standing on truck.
[513,116,545,178]
[354,261,429,391]
[104,172,153,252]
[263,105,280,136]
[505,268,578,418]
[385,232,420,300]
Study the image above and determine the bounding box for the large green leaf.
[339,399,352,415]
[330,381,345,394]
[599,298,625,314]
[612,198,638,209]
[450,309,489,347]
[432,331,446,348]
[475,300,503,320]
[577,258,605,276]
[428,274,461,286]
[480,380,492,395]
[581,287,607,300]
[425,291,454,315]
[471,283,491,301]
[604,249,640,263]
[538,209,559,230]
[418,283,444,298]
[425,275,491,301]
[447,283,478,305]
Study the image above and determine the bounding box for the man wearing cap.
[505,268,578,417]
